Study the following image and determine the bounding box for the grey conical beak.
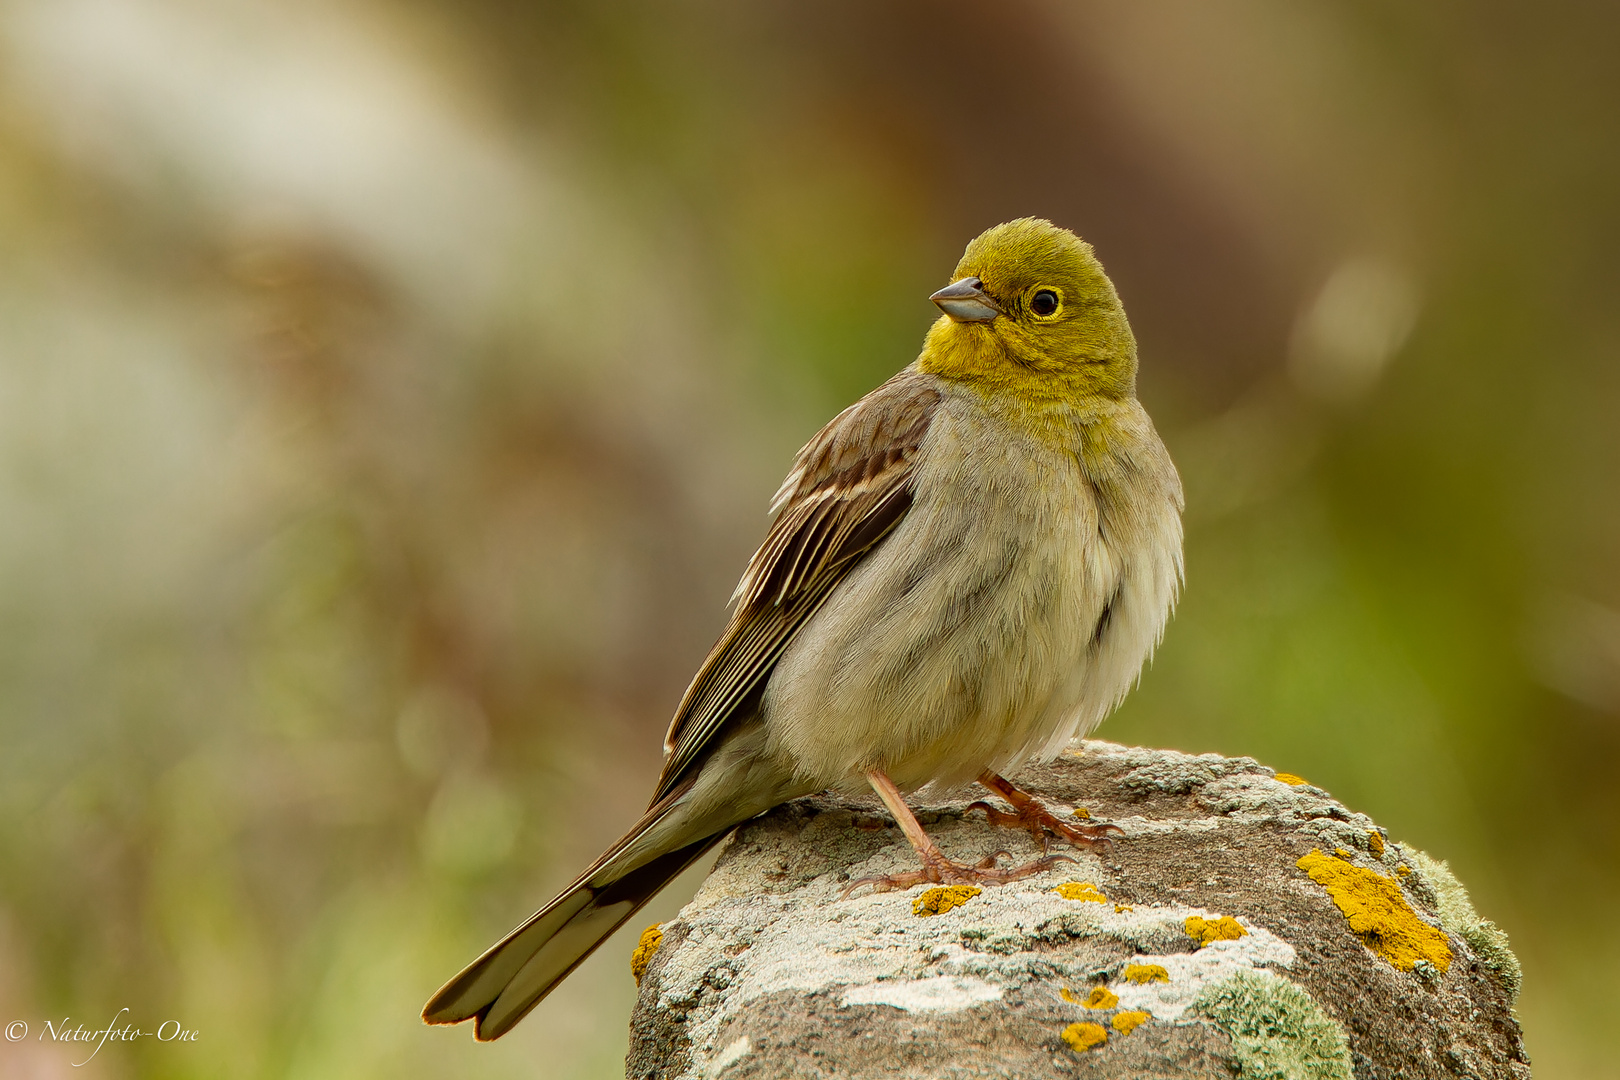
[930,277,1003,323]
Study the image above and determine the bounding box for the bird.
[422,217,1184,1041]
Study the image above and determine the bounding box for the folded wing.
[653,369,941,802]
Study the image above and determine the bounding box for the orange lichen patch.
[1059,987,1078,1003]
[1186,915,1248,947]
[1112,1011,1151,1034]
[1273,772,1309,786]
[1072,806,1092,820]
[1052,882,1109,903]
[913,885,982,916]
[1368,831,1386,857]
[1083,986,1120,1009]
[1061,1022,1108,1052]
[630,924,663,985]
[1296,848,1452,974]
[1123,963,1170,984]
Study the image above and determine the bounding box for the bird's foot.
[970,771,1123,851]
[964,799,1122,850]
[840,848,1075,898]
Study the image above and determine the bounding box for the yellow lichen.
[1052,881,1109,903]
[1112,1011,1151,1034]
[1334,848,1352,859]
[1396,865,1411,877]
[1072,806,1092,820]
[1296,848,1451,974]
[1083,985,1120,1009]
[630,924,663,985]
[1059,986,1078,1003]
[913,885,981,916]
[1061,1022,1108,1052]
[1123,963,1170,984]
[1273,772,1309,786]
[1114,904,1134,913]
[1186,915,1248,947]
[1367,831,1386,857]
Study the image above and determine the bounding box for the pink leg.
[842,769,1075,897]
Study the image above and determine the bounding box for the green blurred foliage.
[0,1,1615,1077]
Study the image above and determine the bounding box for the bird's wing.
[652,369,942,802]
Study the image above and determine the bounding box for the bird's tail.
[421,788,721,1041]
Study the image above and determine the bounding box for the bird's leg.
[966,771,1122,851]
[841,769,1074,897]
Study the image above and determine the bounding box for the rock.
[626,741,1530,1080]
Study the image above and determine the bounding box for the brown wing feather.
[652,370,941,802]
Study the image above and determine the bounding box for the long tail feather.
[422,791,718,1041]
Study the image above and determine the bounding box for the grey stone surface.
[627,741,1529,1080]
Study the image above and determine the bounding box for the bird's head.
[918,218,1137,403]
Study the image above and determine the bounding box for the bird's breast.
[762,393,1182,791]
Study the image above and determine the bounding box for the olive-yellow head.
[919,218,1137,404]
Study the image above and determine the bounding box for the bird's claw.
[965,798,1123,851]
[839,849,1075,899]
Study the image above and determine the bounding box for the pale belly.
[759,404,1180,793]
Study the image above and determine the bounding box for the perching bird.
[423,217,1184,1041]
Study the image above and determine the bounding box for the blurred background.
[0,1,1615,1076]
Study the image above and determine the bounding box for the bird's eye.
[1030,289,1060,317]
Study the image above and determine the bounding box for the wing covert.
[652,370,941,801]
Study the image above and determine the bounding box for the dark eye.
[1030,289,1059,316]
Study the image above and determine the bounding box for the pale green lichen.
[1191,970,1352,1080]
[1404,848,1522,999]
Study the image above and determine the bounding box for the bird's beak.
[930,277,1003,323]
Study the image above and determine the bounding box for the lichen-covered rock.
[626,742,1530,1080]
[1403,848,1524,999]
